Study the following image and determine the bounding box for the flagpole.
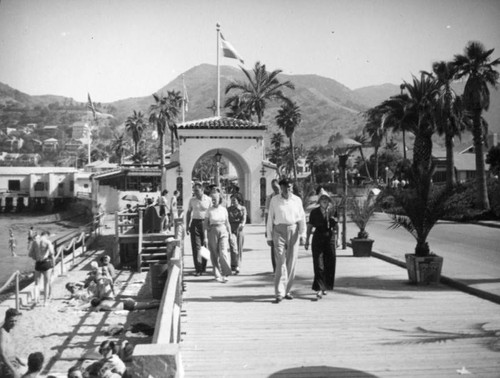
[182,74,186,123]
[216,23,220,117]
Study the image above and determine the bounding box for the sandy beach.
[0,211,90,288]
[0,215,158,377]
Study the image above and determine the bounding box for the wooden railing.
[0,271,22,311]
[129,217,185,377]
[0,213,103,310]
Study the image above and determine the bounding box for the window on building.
[8,180,21,191]
[70,181,74,191]
[84,184,89,189]
[34,182,45,191]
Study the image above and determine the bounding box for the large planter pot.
[350,238,374,257]
[405,254,443,285]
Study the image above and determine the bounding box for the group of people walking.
[186,182,247,282]
[186,178,337,302]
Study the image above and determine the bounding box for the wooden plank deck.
[180,225,500,378]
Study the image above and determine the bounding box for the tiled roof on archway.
[177,116,266,130]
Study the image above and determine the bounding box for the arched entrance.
[164,116,276,223]
[191,147,251,203]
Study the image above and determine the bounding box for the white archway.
[164,116,275,223]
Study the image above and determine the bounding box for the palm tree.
[269,132,284,169]
[125,110,146,155]
[364,106,386,181]
[276,101,301,180]
[109,133,128,165]
[225,61,295,123]
[453,41,500,210]
[149,91,181,190]
[400,73,441,174]
[353,133,372,180]
[224,96,252,120]
[378,93,413,161]
[428,60,468,189]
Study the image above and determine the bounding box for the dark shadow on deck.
[268,365,379,377]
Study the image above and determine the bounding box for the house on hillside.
[72,122,90,140]
[42,138,59,152]
[65,139,83,153]
[4,137,24,152]
[432,133,498,183]
[43,125,59,134]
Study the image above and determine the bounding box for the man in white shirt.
[266,178,306,303]
[186,182,212,276]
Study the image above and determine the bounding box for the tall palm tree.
[149,91,181,191]
[378,93,413,161]
[125,110,146,155]
[269,132,284,169]
[276,102,301,180]
[225,61,295,123]
[353,133,372,180]
[453,41,500,210]
[428,60,468,189]
[109,133,128,165]
[400,73,441,174]
[364,106,386,181]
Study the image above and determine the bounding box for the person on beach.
[67,366,84,378]
[27,227,36,254]
[28,231,55,306]
[9,229,17,257]
[85,340,126,377]
[266,178,306,303]
[99,255,116,295]
[90,297,160,312]
[21,352,44,378]
[228,194,246,275]
[204,189,232,283]
[305,189,338,300]
[0,308,25,378]
[186,182,212,276]
[264,179,281,272]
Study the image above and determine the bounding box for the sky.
[0,0,499,103]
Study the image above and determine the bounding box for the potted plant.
[388,168,450,285]
[348,195,377,257]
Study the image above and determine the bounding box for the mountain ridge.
[1,65,499,148]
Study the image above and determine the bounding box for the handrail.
[52,213,102,276]
[0,271,21,311]
[0,213,102,310]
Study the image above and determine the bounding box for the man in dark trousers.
[186,182,212,276]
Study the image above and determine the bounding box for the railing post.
[72,239,76,266]
[15,272,19,311]
[60,246,65,276]
[82,232,86,254]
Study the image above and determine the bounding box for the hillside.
[109,64,369,147]
[1,65,500,152]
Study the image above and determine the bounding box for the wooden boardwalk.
[180,225,500,378]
